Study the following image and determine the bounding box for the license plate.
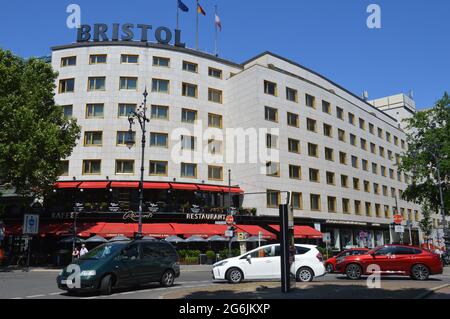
[60,280,67,285]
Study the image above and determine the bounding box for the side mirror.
[246,255,252,263]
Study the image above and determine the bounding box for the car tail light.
[316,253,323,262]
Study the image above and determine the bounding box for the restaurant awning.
[170,223,228,238]
[79,182,110,189]
[170,183,199,191]
[220,187,243,193]
[141,224,177,238]
[110,182,139,188]
[55,182,81,189]
[269,225,323,239]
[143,182,171,190]
[235,225,276,240]
[197,185,223,192]
[95,223,136,238]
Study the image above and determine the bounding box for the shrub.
[206,250,216,261]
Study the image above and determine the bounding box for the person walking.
[80,244,88,257]
[72,247,80,260]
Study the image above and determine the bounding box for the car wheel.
[296,267,314,282]
[411,264,430,281]
[325,263,334,273]
[345,264,362,280]
[226,268,243,284]
[99,275,113,295]
[160,270,175,287]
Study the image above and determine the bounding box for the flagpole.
[176,0,179,30]
[196,0,199,50]
[214,5,218,56]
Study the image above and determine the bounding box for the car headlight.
[80,270,96,277]
[214,261,228,268]
[59,270,64,276]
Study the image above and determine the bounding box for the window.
[265,106,278,122]
[328,197,337,213]
[325,147,334,161]
[338,129,346,142]
[359,118,365,130]
[397,171,403,182]
[150,133,168,148]
[379,146,385,157]
[364,180,370,192]
[381,166,387,177]
[342,198,350,214]
[84,131,102,146]
[59,78,75,93]
[362,159,368,171]
[336,107,344,120]
[208,67,222,79]
[120,77,137,90]
[350,134,356,146]
[152,79,170,93]
[288,138,300,153]
[208,88,223,103]
[181,163,197,178]
[307,118,317,132]
[292,193,303,209]
[286,87,298,102]
[386,132,391,142]
[151,105,169,120]
[181,135,197,150]
[370,143,376,154]
[149,161,168,176]
[365,202,372,217]
[264,80,277,96]
[375,204,382,218]
[372,163,378,174]
[89,54,107,64]
[117,131,135,146]
[305,94,315,108]
[208,166,223,180]
[82,160,101,175]
[401,140,406,149]
[87,77,106,91]
[341,175,349,188]
[182,109,197,123]
[183,61,198,73]
[61,56,76,67]
[354,200,361,215]
[326,171,335,185]
[373,183,380,195]
[308,143,318,157]
[267,190,280,207]
[60,161,69,176]
[118,104,136,117]
[391,188,396,198]
[182,83,198,98]
[351,155,358,168]
[153,56,170,67]
[208,113,222,128]
[360,138,367,150]
[323,124,333,137]
[339,152,347,165]
[310,194,321,211]
[378,127,383,138]
[86,104,104,118]
[369,123,374,134]
[208,139,222,155]
[322,100,331,114]
[309,168,320,182]
[389,168,394,179]
[383,185,388,196]
[287,112,299,127]
[388,150,393,160]
[266,162,280,177]
[116,160,134,174]
[348,113,355,125]
[266,134,278,149]
[353,178,360,190]
[394,136,399,146]
[289,165,301,180]
[121,54,139,64]
[62,105,73,119]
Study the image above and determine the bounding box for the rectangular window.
[286,87,298,102]
[182,108,198,123]
[182,82,198,98]
[379,146,385,157]
[350,134,356,146]
[266,134,278,149]
[288,138,300,153]
[324,147,334,161]
[149,161,168,176]
[267,190,280,208]
[305,94,315,108]
[61,56,76,67]
[342,198,350,214]
[391,188,396,198]
[378,127,383,138]
[121,54,139,64]
[394,136,399,146]
[82,160,101,175]
[389,169,395,179]
[152,79,170,93]
[322,100,331,114]
[287,112,299,127]
[372,163,378,174]
[354,200,361,215]
[151,105,169,120]
[208,139,222,155]
[384,205,390,218]
[86,104,104,118]
[328,197,337,213]
[362,159,368,171]
[60,161,69,176]
[338,129,346,142]
[289,165,302,180]
[208,113,223,128]
[183,61,198,73]
[117,131,135,146]
[365,202,372,217]
[308,143,318,157]
[266,162,280,177]
[153,56,170,67]
[181,135,197,151]
[208,166,223,180]
[359,118,365,130]
[364,180,370,193]
[309,168,320,183]
[386,132,391,142]
[348,113,355,125]
[307,118,317,132]
[323,124,333,137]
[401,140,406,149]
[369,123,374,134]
[87,77,106,91]
[120,77,137,91]
[264,80,277,96]
[265,106,278,122]
[326,171,335,185]
[388,150,393,160]
[360,138,367,150]
[381,166,387,177]
[59,78,75,93]
[150,133,168,148]
[292,193,303,210]
[375,204,382,218]
[208,88,223,103]
[118,104,137,117]
[383,185,388,196]
[116,160,134,174]
[370,143,376,154]
[373,183,380,195]
[339,152,347,165]
[181,163,197,178]
[208,67,222,79]
[341,175,348,188]
[89,54,107,64]
[353,178,360,190]
[351,155,358,168]
[84,131,103,146]
[336,107,344,120]
[62,105,73,119]
[310,194,321,211]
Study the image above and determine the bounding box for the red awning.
[5,223,74,236]
[77,223,107,237]
[143,182,171,190]
[95,223,136,238]
[110,182,139,188]
[55,182,81,189]
[170,183,199,191]
[235,225,276,240]
[170,223,228,238]
[197,185,222,192]
[269,225,323,239]
[221,187,243,193]
[141,224,177,238]
[79,182,110,189]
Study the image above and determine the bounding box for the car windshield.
[79,243,125,260]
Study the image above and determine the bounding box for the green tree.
[0,49,80,197]
[399,93,450,218]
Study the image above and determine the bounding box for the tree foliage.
[0,49,80,196]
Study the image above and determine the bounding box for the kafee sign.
[77,24,186,47]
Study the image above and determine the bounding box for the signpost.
[393,214,404,244]
[23,214,39,270]
[280,204,296,293]
[323,232,331,260]
[393,214,403,225]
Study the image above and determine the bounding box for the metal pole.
[436,160,447,241]
[176,0,179,30]
[214,5,218,56]
[26,236,31,271]
[395,195,402,244]
[196,0,199,50]
[72,212,77,262]
[138,90,148,239]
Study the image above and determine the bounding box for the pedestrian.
[80,244,88,257]
[72,247,80,259]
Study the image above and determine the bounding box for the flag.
[197,3,206,16]
[178,0,189,12]
[215,14,222,31]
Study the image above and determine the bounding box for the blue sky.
[0,0,448,108]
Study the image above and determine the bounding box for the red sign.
[226,215,234,225]
[393,214,403,224]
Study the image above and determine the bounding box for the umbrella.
[142,236,157,241]
[246,236,267,243]
[85,235,108,243]
[185,235,208,243]
[59,236,85,244]
[207,235,228,242]
[109,235,131,242]
[165,236,186,243]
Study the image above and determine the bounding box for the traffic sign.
[224,230,234,238]
[225,215,234,226]
[395,225,405,233]
[323,232,331,244]
[393,214,403,225]
[23,214,39,235]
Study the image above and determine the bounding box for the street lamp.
[126,88,150,239]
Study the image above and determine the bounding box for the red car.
[335,244,443,281]
[324,248,370,273]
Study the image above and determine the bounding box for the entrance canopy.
[269,225,323,239]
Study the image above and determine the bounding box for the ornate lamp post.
[126,89,150,239]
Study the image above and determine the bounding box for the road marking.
[119,291,137,295]
[49,292,61,296]
[10,297,24,300]
[26,294,45,298]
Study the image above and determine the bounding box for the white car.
[212,244,326,284]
